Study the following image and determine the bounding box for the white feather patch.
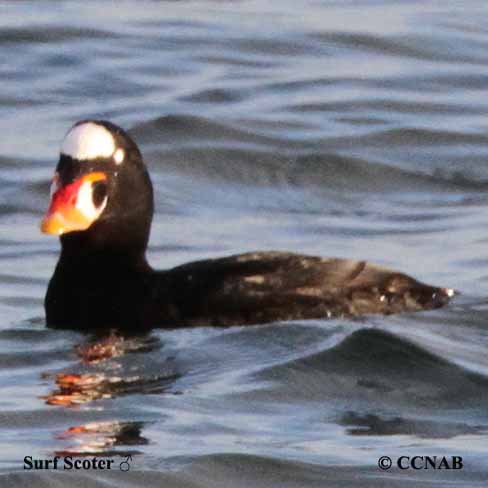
[61,122,115,160]
[114,148,125,164]
[75,179,107,221]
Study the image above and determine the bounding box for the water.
[1,1,488,486]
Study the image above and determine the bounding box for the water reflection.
[42,331,180,457]
[75,330,163,364]
[43,330,179,406]
[55,420,149,457]
[340,411,483,439]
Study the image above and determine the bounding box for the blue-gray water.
[1,1,488,486]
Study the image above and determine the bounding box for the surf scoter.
[41,120,454,330]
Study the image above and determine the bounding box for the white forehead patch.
[61,122,116,160]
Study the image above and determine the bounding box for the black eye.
[92,181,108,208]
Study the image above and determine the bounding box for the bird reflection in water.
[55,421,149,457]
[43,330,179,406]
[42,330,181,456]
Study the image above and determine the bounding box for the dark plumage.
[42,120,454,330]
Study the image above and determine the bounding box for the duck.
[41,120,455,330]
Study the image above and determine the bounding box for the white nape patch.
[76,179,107,221]
[61,122,115,160]
[114,148,125,165]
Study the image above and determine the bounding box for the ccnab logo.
[397,456,463,470]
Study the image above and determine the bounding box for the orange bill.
[41,172,107,235]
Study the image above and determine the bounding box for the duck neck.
[58,234,150,276]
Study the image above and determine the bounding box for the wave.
[130,115,488,195]
[256,328,488,412]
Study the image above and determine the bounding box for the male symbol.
[119,455,132,472]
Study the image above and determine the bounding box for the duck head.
[41,120,154,258]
